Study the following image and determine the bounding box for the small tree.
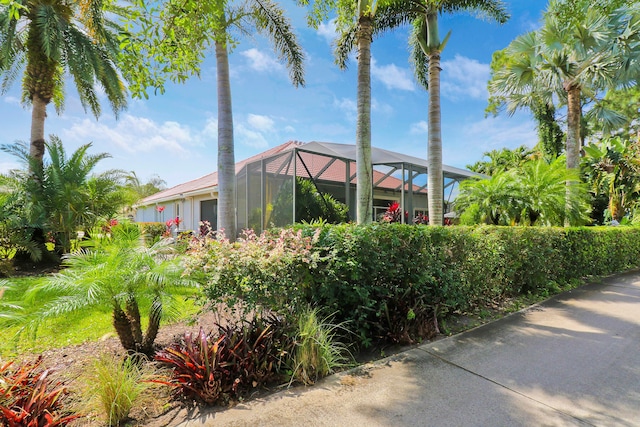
[25,224,197,356]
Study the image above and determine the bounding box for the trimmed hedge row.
[303,224,640,345]
[194,224,640,348]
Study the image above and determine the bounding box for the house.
[134,141,480,232]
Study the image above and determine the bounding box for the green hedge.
[193,224,640,348]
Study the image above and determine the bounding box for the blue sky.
[0,2,546,188]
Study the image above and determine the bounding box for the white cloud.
[63,115,197,155]
[4,96,20,105]
[0,161,21,174]
[241,48,284,73]
[247,114,275,133]
[317,20,337,44]
[334,97,357,120]
[236,124,269,148]
[284,125,296,133]
[371,58,415,91]
[463,116,537,150]
[441,55,490,100]
[410,121,429,135]
[372,98,393,116]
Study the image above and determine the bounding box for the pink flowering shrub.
[184,227,322,316]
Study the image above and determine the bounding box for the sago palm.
[409,0,509,225]
[0,0,127,170]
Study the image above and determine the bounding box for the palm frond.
[334,23,356,70]
[251,0,305,87]
[409,17,428,90]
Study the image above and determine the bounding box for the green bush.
[271,178,349,226]
[138,222,166,245]
[185,227,322,316]
[192,223,640,348]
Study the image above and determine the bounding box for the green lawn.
[0,275,201,358]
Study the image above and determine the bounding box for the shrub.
[155,315,296,405]
[138,222,166,245]
[0,357,80,426]
[185,227,322,317]
[195,222,640,349]
[271,178,349,226]
[82,354,153,426]
[292,306,352,385]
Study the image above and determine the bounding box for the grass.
[292,306,353,385]
[0,275,200,358]
[80,354,154,426]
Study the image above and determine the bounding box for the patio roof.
[137,140,479,206]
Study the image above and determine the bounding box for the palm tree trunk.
[113,304,137,353]
[30,95,47,170]
[356,16,373,225]
[125,298,143,346]
[142,297,162,355]
[426,13,443,226]
[215,38,237,241]
[565,84,581,171]
[565,83,581,226]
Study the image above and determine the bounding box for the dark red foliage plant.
[155,315,295,405]
[0,357,80,427]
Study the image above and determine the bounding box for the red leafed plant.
[155,315,295,405]
[0,357,80,427]
[381,202,408,223]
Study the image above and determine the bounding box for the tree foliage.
[457,157,590,226]
[467,145,536,176]
[21,224,197,356]
[0,0,127,166]
[1,136,125,258]
[582,136,640,222]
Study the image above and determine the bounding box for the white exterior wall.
[135,192,219,233]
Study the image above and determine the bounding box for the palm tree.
[455,172,516,225]
[122,0,304,240]
[467,145,536,176]
[2,137,126,256]
[409,1,509,226]
[326,0,420,224]
[0,0,127,170]
[26,225,197,356]
[512,157,590,226]
[583,136,640,222]
[457,157,590,226]
[488,2,640,209]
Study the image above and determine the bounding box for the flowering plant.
[156,206,165,213]
[381,202,408,223]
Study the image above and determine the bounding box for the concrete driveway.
[173,270,640,427]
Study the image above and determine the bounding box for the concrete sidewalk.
[173,271,640,427]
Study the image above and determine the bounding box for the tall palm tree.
[410,1,509,226]
[488,2,640,222]
[0,0,127,170]
[328,0,418,224]
[122,0,304,240]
